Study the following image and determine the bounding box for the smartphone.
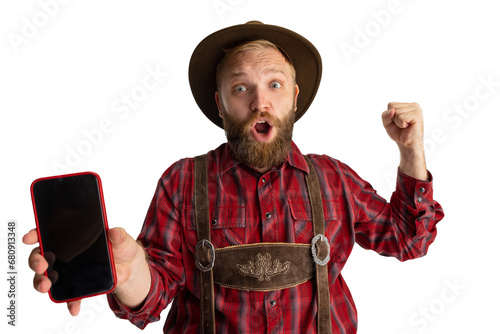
[30,172,116,303]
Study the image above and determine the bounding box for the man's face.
[215,47,299,171]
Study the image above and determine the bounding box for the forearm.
[398,144,428,181]
[113,246,152,310]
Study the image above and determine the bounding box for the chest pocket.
[187,203,246,248]
[210,204,247,247]
[289,198,347,263]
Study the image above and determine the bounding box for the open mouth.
[255,120,271,135]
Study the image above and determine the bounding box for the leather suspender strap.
[194,154,331,333]
[304,155,333,334]
[194,154,215,334]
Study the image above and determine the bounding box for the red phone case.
[30,171,117,303]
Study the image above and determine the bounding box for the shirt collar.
[220,141,309,175]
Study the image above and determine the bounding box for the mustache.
[242,111,276,127]
[240,111,283,130]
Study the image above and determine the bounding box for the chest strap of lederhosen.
[193,154,333,334]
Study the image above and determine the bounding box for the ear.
[293,84,300,112]
[215,91,222,117]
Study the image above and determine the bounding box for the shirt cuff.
[107,260,161,329]
[395,168,434,211]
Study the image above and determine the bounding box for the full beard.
[221,106,295,171]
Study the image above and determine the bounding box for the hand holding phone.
[29,172,117,303]
[24,225,153,316]
[26,172,153,315]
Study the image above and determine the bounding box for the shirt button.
[419,187,425,193]
[270,300,276,306]
[262,178,267,183]
[211,219,218,226]
[417,197,423,203]
[265,212,272,219]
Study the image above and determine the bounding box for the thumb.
[107,227,143,266]
[108,227,135,250]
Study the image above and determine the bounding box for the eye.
[234,85,247,93]
[270,81,282,89]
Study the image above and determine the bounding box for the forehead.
[222,48,292,79]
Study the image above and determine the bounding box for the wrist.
[114,246,151,309]
[398,144,428,181]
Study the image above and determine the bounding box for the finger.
[392,106,419,116]
[388,102,404,110]
[381,108,396,128]
[33,273,52,293]
[47,269,59,285]
[395,106,423,128]
[44,251,56,266]
[387,102,415,109]
[67,300,81,316]
[393,111,416,129]
[22,228,39,245]
[388,102,422,114]
[29,247,48,274]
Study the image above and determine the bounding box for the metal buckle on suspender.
[311,234,330,266]
[195,239,215,272]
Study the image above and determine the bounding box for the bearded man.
[25,21,444,333]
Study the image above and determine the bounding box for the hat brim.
[188,21,322,129]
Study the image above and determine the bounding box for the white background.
[1,0,499,333]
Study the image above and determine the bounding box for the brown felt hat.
[188,21,322,129]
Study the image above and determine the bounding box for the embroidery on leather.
[236,253,290,281]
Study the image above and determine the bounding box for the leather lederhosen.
[193,154,333,333]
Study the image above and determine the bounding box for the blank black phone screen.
[31,173,115,302]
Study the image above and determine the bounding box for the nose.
[250,86,270,112]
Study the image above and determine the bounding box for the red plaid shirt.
[108,142,444,333]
